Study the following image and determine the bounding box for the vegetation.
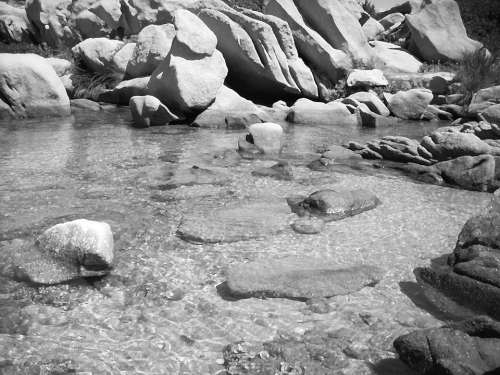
[455,47,500,106]
[222,0,264,11]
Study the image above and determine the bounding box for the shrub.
[455,47,500,105]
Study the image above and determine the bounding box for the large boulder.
[264,0,351,83]
[147,10,228,115]
[294,0,373,64]
[290,189,381,222]
[192,86,263,128]
[406,0,482,62]
[126,24,176,78]
[0,2,32,43]
[287,98,357,125]
[72,37,125,73]
[386,88,433,120]
[225,257,385,299]
[421,131,491,161]
[14,219,114,285]
[371,41,423,73]
[174,8,217,56]
[394,317,500,375]
[129,95,178,127]
[0,53,70,119]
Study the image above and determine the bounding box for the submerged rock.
[177,200,291,243]
[252,161,293,180]
[290,189,380,222]
[0,53,70,119]
[158,165,230,189]
[225,256,384,299]
[14,219,114,285]
[291,216,325,234]
[394,316,500,375]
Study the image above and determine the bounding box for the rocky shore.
[0,0,500,374]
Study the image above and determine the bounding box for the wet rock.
[177,200,291,243]
[252,161,293,180]
[371,41,423,73]
[406,0,482,62]
[347,69,388,88]
[72,38,125,74]
[158,165,230,189]
[347,91,390,116]
[389,162,444,185]
[225,256,384,299]
[287,98,357,125]
[129,95,178,127]
[387,88,433,120]
[414,195,500,319]
[435,154,497,192]
[0,53,70,119]
[366,136,434,165]
[14,219,114,285]
[192,86,263,128]
[356,107,400,128]
[394,316,500,375]
[126,24,176,78]
[291,189,380,222]
[291,216,325,234]
[246,122,284,155]
[421,132,491,161]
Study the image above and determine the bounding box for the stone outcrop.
[406,0,482,62]
[421,132,491,161]
[72,37,125,73]
[0,53,70,119]
[129,95,179,127]
[287,98,357,126]
[147,10,228,115]
[225,257,385,299]
[371,41,423,73]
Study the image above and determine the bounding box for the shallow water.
[0,108,491,374]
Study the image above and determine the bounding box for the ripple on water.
[0,110,491,373]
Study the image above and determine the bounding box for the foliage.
[70,67,121,100]
[455,47,500,105]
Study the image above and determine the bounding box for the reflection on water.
[0,108,492,373]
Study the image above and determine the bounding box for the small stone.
[291,217,325,234]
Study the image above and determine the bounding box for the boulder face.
[371,41,423,73]
[0,3,32,43]
[387,88,433,120]
[174,8,217,56]
[294,0,372,64]
[0,53,70,119]
[406,0,482,62]
[264,0,351,83]
[147,10,228,115]
[126,23,176,78]
[225,257,385,299]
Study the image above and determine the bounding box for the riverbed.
[0,108,491,374]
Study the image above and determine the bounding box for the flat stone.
[291,189,380,222]
[158,166,230,189]
[291,216,325,234]
[177,200,291,243]
[225,256,385,299]
[252,161,293,180]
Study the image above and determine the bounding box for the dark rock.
[394,316,500,375]
[252,161,293,180]
[158,166,230,189]
[177,200,291,243]
[367,136,434,165]
[290,189,380,222]
[435,154,497,192]
[225,256,385,299]
[357,106,400,128]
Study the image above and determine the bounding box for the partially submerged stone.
[14,219,114,285]
[129,95,178,127]
[177,200,291,243]
[158,165,230,189]
[248,122,284,154]
[291,216,324,235]
[252,161,293,180]
[225,257,385,299]
[290,189,380,221]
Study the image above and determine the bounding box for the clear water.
[0,108,491,374]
